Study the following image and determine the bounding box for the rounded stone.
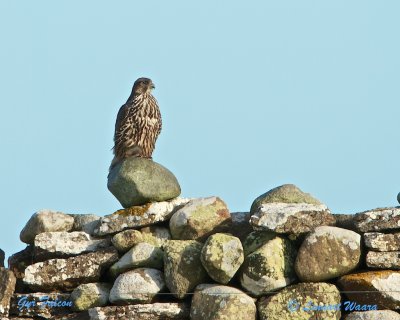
[111,230,144,252]
[109,242,164,278]
[70,282,111,311]
[107,157,181,208]
[257,282,341,320]
[20,210,75,244]
[240,235,297,296]
[190,284,257,320]
[169,197,231,240]
[249,184,335,234]
[295,226,361,282]
[250,184,322,214]
[200,233,244,284]
[163,240,209,299]
[109,268,165,305]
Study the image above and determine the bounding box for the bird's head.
[132,77,155,95]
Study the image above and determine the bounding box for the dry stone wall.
[1,177,400,319]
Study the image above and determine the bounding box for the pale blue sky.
[1,1,399,258]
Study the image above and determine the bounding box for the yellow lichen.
[112,203,152,217]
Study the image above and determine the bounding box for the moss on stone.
[250,184,322,214]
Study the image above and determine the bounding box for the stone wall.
[1,183,400,320]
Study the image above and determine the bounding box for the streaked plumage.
[111,77,162,168]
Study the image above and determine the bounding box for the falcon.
[111,77,162,169]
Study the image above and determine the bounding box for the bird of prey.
[110,77,162,169]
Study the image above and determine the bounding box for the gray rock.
[94,197,190,236]
[366,251,400,269]
[0,268,16,317]
[111,229,143,252]
[257,282,341,320]
[140,226,171,246]
[109,243,164,278]
[240,235,297,296]
[344,310,400,320]
[169,197,231,240]
[111,227,170,253]
[229,212,253,241]
[72,214,101,235]
[190,284,256,320]
[354,207,400,232]
[109,268,165,305]
[34,232,111,259]
[0,249,4,268]
[23,248,118,291]
[10,293,72,318]
[20,210,75,244]
[250,185,334,234]
[163,240,209,299]
[88,303,190,320]
[338,270,400,310]
[364,232,400,251]
[250,184,323,212]
[295,226,361,281]
[70,283,111,311]
[200,233,244,284]
[107,157,181,208]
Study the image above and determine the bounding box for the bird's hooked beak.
[150,82,155,90]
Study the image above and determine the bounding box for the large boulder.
[354,207,400,232]
[70,283,111,311]
[295,226,361,281]
[169,197,231,240]
[94,198,190,236]
[200,233,244,284]
[107,157,181,208]
[250,184,335,234]
[0,268,16,317]
[23,248,118,291]
[20,210,74,244]
[88,303,190,320]
[109,268,165,305]
[338,270,400,310]
[257,282,341,320]
[163,240,209,299]
[240,235,297,296]
[190,284,257,320]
